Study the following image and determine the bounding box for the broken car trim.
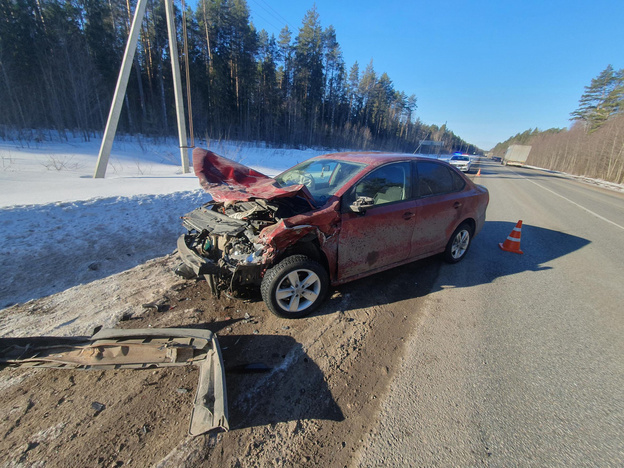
[0,328,229,436]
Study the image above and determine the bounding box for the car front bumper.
[176,234,221,277]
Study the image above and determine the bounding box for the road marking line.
[514,171,624,231]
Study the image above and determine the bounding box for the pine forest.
[0,0,477,154]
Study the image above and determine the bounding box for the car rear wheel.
[444,223,473,263]
[261,255,329,318]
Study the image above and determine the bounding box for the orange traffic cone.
[499,220,524,254]
[476,168,481,176]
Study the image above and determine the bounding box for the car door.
[411,161,467,256]
[337,162,417,281]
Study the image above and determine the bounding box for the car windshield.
[275,159,366,205]
[451,156,470,161]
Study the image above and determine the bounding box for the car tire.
[443,223,473,264]
[261,255,329,319]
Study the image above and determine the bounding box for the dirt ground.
[0,253,441,467]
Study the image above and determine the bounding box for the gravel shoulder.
[0,253,441,467]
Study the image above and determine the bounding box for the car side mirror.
[349,196,374,213]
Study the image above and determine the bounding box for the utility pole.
[164,0,190,174]
[94,0,190,178]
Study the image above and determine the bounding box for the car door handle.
[402,212,415,220]
[453,202,462,209]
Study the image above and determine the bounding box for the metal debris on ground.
[91,401,106,412]
[0,328,229,436]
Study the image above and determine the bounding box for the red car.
[176,148,489,318]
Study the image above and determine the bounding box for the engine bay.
[177,196,315,295]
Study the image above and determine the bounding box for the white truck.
[502,145,532,166]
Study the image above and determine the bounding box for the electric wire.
[248,0,293,34]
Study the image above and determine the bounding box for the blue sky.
[246,0,624,150]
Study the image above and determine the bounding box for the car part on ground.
[0,328,228,436]
[177,148,489,318]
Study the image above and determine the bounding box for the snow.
[4,135,618,337]
[0,136,328,312]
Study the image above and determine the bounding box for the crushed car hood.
[193,147,315,204]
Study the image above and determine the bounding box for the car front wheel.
[261,255,329,318]
[444,223,473,263]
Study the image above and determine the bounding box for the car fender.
[258,200,341,278]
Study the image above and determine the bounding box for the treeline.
[492,65,624,184]
[0,0,477,154]
[490,127,565,154]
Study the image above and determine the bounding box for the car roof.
[309,152,447,167]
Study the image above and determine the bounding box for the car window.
[275,159,366,205]
[416,161,457,197]
[350,162,411,206]
[303,160,337,185]
[450,168,466,191]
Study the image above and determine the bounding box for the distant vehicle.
[502,145,531,167]
[448,154,472,173]
[176,149,489,318]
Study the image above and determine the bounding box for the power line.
[248,0,293,33]
[248,6,283,34]
[255,0,292,29]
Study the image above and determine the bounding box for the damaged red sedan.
[176,148,489,318]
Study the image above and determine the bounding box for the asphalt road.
[354,160,624,467]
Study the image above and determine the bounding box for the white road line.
[513,170,624,231]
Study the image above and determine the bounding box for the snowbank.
[0,137,328,309]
